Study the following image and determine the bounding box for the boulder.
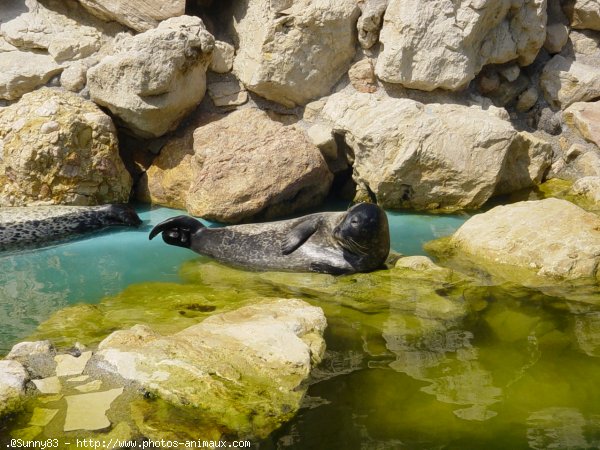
[96,298,326,438]
[87,16,214,138]
[563,100,600,148]
[571,176,600,204]
[438,198,600,281]
[187,108,333,222]
[541,31,600,108]
[231,0,359,107]
[77,0,185,32]
[0,359,29,416]
[0,51,62,100]
[0,0,120,63]
[320,91,552,210]
[564,0,600,31]
[209,41,235,74]
[375,0,547,91]
[0,88,132,206]
[357,0,388,49]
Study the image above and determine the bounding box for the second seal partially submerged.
[149,203,390,275]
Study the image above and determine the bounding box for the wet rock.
[88,16,215,138]
[0,51,62,101]
[320,91,551,210]
[432,198,600,282]
[0,88,132,206]
[0,359,28,416]
[63,387,124,431]
[231,0,360,107]
[187,108,333,222]
[375,0,547,91]
[541,31,600,109]
[96,299,326,438]
[209,41,235,74]
[563,100,600,148]
[28,407,58,427]
[77,0,185,32]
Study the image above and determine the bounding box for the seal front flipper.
[149,215,204,249]
[281,217,322,255]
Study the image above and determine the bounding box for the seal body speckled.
[0,204,142,252]
[149,203,390,274]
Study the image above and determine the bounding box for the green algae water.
[2,205,600,449]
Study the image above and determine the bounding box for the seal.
[0,204,142,252]
[149,203,390,274]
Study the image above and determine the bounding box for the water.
[2,205,600,449]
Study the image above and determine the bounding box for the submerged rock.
[428,198,600,283]
[88,16,214,138]
[0,88,132,206]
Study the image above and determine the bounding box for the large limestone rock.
[442,198,600,281]
[87,16,214,138]
[0,51,62,100]
[571,176,600,205]
[231,0,359,107]
[375,0,547,91]
[77,0,185,32]
[565,0,600,31]
[320,91,552,210]
[541,31,600,108]
[563,100,600,148]
[0,88,132,206]
[0,360,29,416]
[96,298,326,438]
[1,0,122,63]
[186,108,333,223]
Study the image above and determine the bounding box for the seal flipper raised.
[281,217,322,255]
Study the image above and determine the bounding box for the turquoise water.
[0,205,466,354]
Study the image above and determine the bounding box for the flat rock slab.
[55,351,92,377]
[29,407,58,427]
[32,376,61,394]
[63,387,123,432]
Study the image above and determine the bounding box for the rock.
[516,87,539,112]
[0,51,62,100]
[77,0,185,32]
[357,0,388,49]
[320,91,552,210]
[55,351,92,377]
[564,0,600,31]
[32,377,61,394]
[544,0,570,54]
[563,100,600,147]
[209,41,235,74]
[375,0,547,91]
[499,64,521,83]
[74,379,103,393]
[571,176,600,204]
[307,123,337,160]
[541,31,600,109]
[28,407,58,427]
[187,108,333,222]
[96,299,326,438]
[437,198,600,281]
[231,0,360,107]
[88,16,215,138]
[348,59,378,93]
[63,388,124,431]
[0,359,28,415]
[0,0,119,63]
[6,340,54,360]
[0,88,132,206]
[60,61,93,93]
[207,80,248,107]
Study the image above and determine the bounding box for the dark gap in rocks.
[186,0,236,41]
[326,133,357,201]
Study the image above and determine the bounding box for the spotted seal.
[149,203,390,274]
[0,204,142,252]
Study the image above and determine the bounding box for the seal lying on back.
[0,204,142,252]
[149,203,390,275]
